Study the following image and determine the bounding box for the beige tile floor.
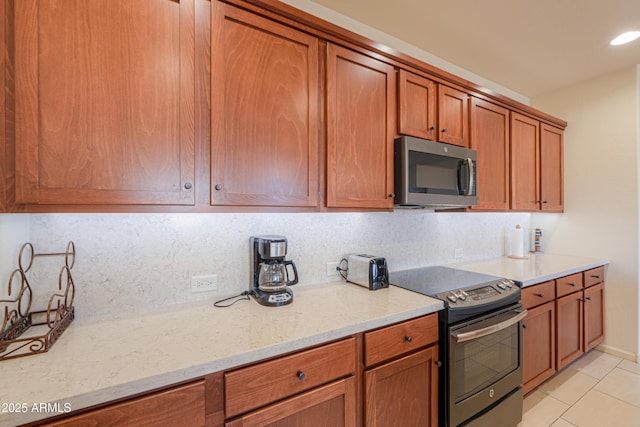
[518,350,640,427]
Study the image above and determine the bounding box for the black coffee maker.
[250,235,299,306]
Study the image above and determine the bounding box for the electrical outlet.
[191,274,218,293]
[326,262,340,276]
[454,248,464,259]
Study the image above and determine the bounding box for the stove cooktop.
[390,266,521,309]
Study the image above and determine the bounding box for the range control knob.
[457,290,467,301]
[506,280,514,289]
[447,293,458,303]
[497,281,507,290]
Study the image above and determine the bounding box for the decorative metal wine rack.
[0,242,76,361]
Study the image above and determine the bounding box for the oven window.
[451,321,520,402]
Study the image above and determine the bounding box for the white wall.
[532,66,640,360]
[0,215,30,287]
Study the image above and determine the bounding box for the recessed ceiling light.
[610,31,640,46]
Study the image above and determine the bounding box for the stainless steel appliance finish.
[250,235,299,307]
[394,136,478,208]
[346,254,389,291]
[390,266,524,427]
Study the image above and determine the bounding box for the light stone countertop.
[452,253,608,287]
[0,281,443,427]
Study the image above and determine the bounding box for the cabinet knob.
[215,184,223,191]
[585,297,592,301]
[522,324,527,329]
[441,128,447,133]
[405,336,413,343]
[389,193,396,198]
[434,360,442,367]
[296,371,305,381]
[429,125,436,131]
[184,182,193,190]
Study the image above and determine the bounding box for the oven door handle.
[452,309,528,343]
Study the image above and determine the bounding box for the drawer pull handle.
[591,275,601,279]
[535,293,544,298]
[405,336,413,343]
[569,283,576,287]
[296,371,305,381]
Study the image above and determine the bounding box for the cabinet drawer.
[522,281,555,309]
[225,338,355,418]
[556,273,584,298]
[364,314,438,367]
[584,266,605,287]
[42,380,205,427]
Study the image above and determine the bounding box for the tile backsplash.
[21,211,530,321]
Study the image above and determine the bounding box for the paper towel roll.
[509,225,525,258]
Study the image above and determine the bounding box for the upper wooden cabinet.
[438,85,469,147]
[397,70,437,141]
[511,112,564,211]
[470,98,510,210]
[14,0,196,205]
[540,123,564,212]
[210,2,319,207]
[397,70,469,147]
[511,113,541,211]
[326,43,395,209]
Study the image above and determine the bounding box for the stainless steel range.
[390,266,526,427]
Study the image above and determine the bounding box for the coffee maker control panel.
[267,241,286,258]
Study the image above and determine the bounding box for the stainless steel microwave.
[394,136,478,208]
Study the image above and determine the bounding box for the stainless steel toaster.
[346,254,389,291]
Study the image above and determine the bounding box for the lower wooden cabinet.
[225,377,356,427]
[522,301,555,394]
[556,290,584,369]
[364,346,439,427]
[584,282,605,351]
[363,313,439,427]
[523,266,606,393]
[556,267,605,370]
[39,380,206,427]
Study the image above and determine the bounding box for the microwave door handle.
[452,309,528,343]
[466,158,475,196]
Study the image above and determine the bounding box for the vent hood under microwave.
[394,136,478,209]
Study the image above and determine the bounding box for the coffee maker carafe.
[251,235,299,306]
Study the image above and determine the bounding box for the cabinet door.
[326,43,395,209]
[397,70,437,140]
[438,85,469,147]
[365,347,439,427]
[522,301,555,394]
[0,0,10,212]
[470,98,510,210]
[211,3,319,207]
[510,112,540,211]
[556,291,584,370]
[15,0,195,205]
[584,282,605,351]
[225,377,356,427]
[540,124,564,212]
[41,381,205,427]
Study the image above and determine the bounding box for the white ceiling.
[309,0,640,98]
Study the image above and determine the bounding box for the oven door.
[448,304,526,427]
